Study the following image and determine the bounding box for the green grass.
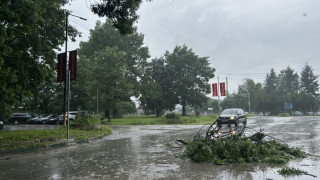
[246,113,256,117]
[0,126,111,154]
[103,114,218,125]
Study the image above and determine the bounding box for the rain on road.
[0,116,319,180]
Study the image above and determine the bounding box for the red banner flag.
[212,83,218,96]
[220,82,226,96]
[57,53,66,82]
[69,50,77,81]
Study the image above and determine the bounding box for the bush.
[166,113,180,119]
[278,113,290,117]
[71,115,100,130]
[163,113,181,124]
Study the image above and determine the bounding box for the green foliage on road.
[103,115,217,125]
[182,134,306,165]
[0,126,111,154]
[278,166,305,176]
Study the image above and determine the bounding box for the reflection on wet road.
[1,117,319,179]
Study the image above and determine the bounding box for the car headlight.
[230,116,234,120]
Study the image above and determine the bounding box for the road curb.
[0,133,110,156]
[47,134,107,149]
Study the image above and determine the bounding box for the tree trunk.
[156,101,162,117]
[113,109,120,118]
[182,100,186,116]
[105,109,111,122]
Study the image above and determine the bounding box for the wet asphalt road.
[0,116,319,180]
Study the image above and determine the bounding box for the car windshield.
[221,109,239,116]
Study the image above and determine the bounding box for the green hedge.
[278,113,290,117]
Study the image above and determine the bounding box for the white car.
[58,111,78,121]
[0,121,3,130]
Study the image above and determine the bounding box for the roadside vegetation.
[104,114,218,125]
[278,113,290,117]
[0,117,111,154]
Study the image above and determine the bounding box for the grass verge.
[103,114,218,125]
[0,126,111,154]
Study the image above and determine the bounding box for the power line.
[69,18,91,31]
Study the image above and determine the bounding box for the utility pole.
[63,10,87,140]
[63,11,69,127]
[247,89,251,113]
[218,76,221,112]
[97,88,99,115]
[226,76,228,97]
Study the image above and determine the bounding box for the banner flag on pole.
[57,52,66,82]
[212,83,218,97]
[220,82,226,96]
[69,50,77,81]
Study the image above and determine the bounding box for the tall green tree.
[72,20,149,117]
[139,57,177,117]
[78,20,149,95]
[85,47,127,121]
[298,63,319,113]
[300,63,319,97]
[263,69,279,115]
[0,0,78,119]
[278,67,299,112]
[221,94,237,110]
[90,0,152,34]
[164,45,215,116]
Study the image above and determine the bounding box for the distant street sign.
[285,103,292,109]
[208,108,213,111]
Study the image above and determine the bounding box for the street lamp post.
[195,84,200,116]
[63,10,87,140]
[246,89,251,113]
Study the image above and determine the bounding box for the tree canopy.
[219,65,320,115]
[71,20,150,119]
[90,0,149,34]
[140,45,215,116]
[0,0,78,120]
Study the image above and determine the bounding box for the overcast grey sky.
[65,0,320,94]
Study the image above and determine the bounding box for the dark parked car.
[9,113,32,125]
[216,108,247,127]
[0,121,3,130]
